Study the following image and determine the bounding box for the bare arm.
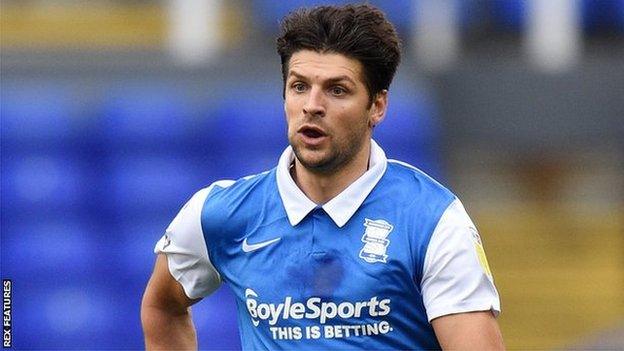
[431,311,505,351]
[141,254,201,350]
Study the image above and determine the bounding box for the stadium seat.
[105,153,204,216]
[581,0,624,33]
[489,0,526,31]
[488,0,624,33]
[252,0,351,31]
[116,216,173,278]
[252,0,413,33]
[100,84,197,149]
[210,91,288,176]
[3,218,126,347]
[0,153,87,217]
[194,287,242,350]
[0,83,76,150]
[374,89,443,180]
[1,219,99,277]
[619,0,624,30]
[12,281,134,349]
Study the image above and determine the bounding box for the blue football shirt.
[155,140,500,350]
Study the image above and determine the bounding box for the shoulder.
[383,159,456,209]
[377,160,458,249]
[176,169,275,225]
[201,169,275,204]
[199,169,279,233]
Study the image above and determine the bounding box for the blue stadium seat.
[194,287,241,350]
[116,216,173,278]
[3,218,155,349]
[0,153,87,217]
[106,154,204,216]
[211,91,288,176]
[252,0,413,33]
[100,85,196,148]
[1,219,99,277]
[13,283,134,349]
[374,89,443,180]
[0,83,76,149]
[619,0,624,29]
[370,0,414,32]
[582,0,624,33]
[489,0,624,33]
[253,0,351,30]
[490,0,526,31]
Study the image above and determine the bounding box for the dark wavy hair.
[276,4,402,105]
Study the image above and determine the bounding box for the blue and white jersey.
[155,140,500,350]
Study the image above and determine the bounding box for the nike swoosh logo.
[242,237,281,253]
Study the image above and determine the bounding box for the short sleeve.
[421,198,501,322]
[154,186,222,299]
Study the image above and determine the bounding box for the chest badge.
[359,219,393,263]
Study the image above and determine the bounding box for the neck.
[291,141,371,204]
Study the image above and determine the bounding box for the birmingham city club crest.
[359,219,393,263]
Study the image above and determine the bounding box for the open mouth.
[302,129,323,138]
[298,125,327,139]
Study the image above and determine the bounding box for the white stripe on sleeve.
[154,183,230,299]
[421,199,501,322]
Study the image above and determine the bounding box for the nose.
[302,87,325,117]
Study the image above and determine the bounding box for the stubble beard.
[290,124,369,175]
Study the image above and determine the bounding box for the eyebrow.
[287,71,357,86]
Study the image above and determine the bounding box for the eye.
[292,82,307,93]
[330,86,346,96]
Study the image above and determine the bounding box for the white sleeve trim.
[421,199,501,322]
[154,181,233,299]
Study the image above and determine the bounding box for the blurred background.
[1,0,622,349]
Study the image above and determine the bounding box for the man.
[141,4,504,350]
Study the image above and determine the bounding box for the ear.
[368,90,388,128]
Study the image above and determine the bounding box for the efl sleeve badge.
[470,227,493,278]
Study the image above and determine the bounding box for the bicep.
[142,254,200,313]
[431,311,504,350]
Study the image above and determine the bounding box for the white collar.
[276,139,387,228]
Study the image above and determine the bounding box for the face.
[284,50,387,173]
